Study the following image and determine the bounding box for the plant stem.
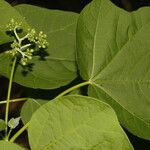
[0,98,27,105]
[14,27,21,44]
[4,129,12,141]
[55,81,90,99]
[5,57,17,135]
[21,43,32,50]
[10,122,30,142]
[20,33,29,41]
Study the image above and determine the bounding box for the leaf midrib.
[90,0,101,80]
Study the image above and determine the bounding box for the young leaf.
[21,98,48,124]
[77,0,150,140]
[0,119,6,131]
[0,4,78,89]
[8,117,21,129]
[28,95,133,150]
[0,0,29,45]
[0,141,25,150]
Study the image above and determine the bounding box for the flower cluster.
[6,18,22,32]
[6,19,48,66]
[28,29,48,49]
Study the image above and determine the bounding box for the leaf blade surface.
[28,95,133,150]
[77,0,150,139]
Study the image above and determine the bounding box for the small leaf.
[21,98,48,124]
[0,141,25,150]
[0,119,6,131]
[8,117,21,129]
[29,95,133,150]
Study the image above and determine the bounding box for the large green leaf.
[0,141,25,150]
[28,95,133,150]
[0,4,78,89]
[21,98,48,124]
[77,0,150,140]
[0,0,29,45]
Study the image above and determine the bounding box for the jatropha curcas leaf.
[28,95,133,150]
[77,0,150,140]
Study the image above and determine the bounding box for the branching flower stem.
[20,33,29,41]
[13,28,31,58]
[4,19,48,142]
[5,27,33,136]
[14,27,21,44]
[21,44,32,50]
[5,57,17,135]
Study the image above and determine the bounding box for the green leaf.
[0,141,25,150]
[0,4,78,89]
[77,0,150,140]
[28,95,133,150]
[0,119,6,131]
[21,98,48,124]
[0,0,29,45]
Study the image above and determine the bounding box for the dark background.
[2,0,150,149]
[6,0,150,12]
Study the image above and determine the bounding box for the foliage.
[77,0,150,140]
[0,0,149,149]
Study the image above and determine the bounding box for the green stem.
[4,129,12,141]
[5,57,17,135]
[10,122,29,142]
[0,98,27,105]
[55,81,90,99]
[7,129,12,139]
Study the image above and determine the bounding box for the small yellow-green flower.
[5,19,48,66]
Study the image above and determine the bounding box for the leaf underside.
[28,95,133,150]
